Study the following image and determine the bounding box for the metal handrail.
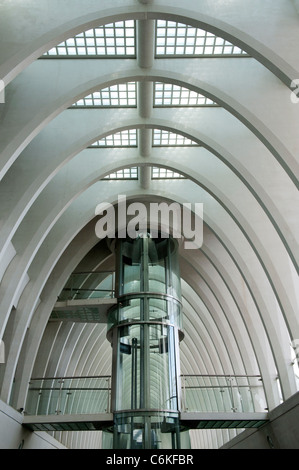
[27,376,113,415]
[30,375,111,381]
[26,374,267,416]
[180,374,267,413]
[181,374,262,378]
[57,271,116,300]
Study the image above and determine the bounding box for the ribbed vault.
[0,0,298,449]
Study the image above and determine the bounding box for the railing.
[181,374,267,413]
[25,374,268,417]
[57,272,115,301]
[26,376,112,416]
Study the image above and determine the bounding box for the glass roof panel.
[152,167,185,179]
[153,129,199,146]
[73,82,136,107]
[154,82,218,107]
[42,19,247,58]
[103,167,185,180]
[103,168,138,179]
[91,129,137,147]
[44,20,136,57]
[156,20,248,57]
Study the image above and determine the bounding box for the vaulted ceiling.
[0,0,298,449]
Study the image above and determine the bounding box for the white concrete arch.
[1,138,296,348]
[1,1,298,85]
[180,263,258,377]
[1,59,298,184]
[0,118,296,418]
[0,111,298,320]
[1,69,297,274]
[25,239,248,381]
[183,246,293,398]
[181,281,249,377]
[11,228,110,409]
[1,0,298,450]
[0,140,296,306]
[11,218,276,414]
[2,107,297,274]
[180,253,281,408]
[2,183,293,408]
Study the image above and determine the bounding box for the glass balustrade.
[181,375,267,413]
[25,376,111,416]
[57,272,115,301]
[25,374,267,417]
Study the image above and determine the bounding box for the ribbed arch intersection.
[0,0,298,449]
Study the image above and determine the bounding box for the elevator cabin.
[104,233,189,449]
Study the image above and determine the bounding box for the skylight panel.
[154,82,217,106]
[156,20,247,57]
[152,167,185,179]
[153,129,199,146]
[73,82,136,107]
[44,20,136,57]
[104,168,138,179]
[91,129,137,147]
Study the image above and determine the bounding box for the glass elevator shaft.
[106,234,185,449]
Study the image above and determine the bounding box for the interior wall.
[0,399,66,449]
[221,392,299,449]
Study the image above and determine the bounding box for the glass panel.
[103,168,138,180]
[119,236,181,299]
[73,82,136,107]
[26,377,111,415]
[181,375,267,413]
[119,298,141,322]
[91,129,137,148]
[168,239,181,300]
[116,324,141,411]
[148,260,166,294]
[115,324,178,412]
[167,300,182,330]
[111,412,187,450]
[121,237,142,294]
[123,264,141,294]
[156,20,248,57]
[57,272,114,300]
[148,297,168,321]
[149,324,171,409]
[44,21,136,57]
[152,167,185,179]
[154,82,218,107]
[153,129,198,147]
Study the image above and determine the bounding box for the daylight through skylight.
[91,130,137,147]
[152,167,185,179]
[154,82,217,106]
[72,81,217,108]
[104,168,138,179]
[42,19,248,58]
[73,83,136,107]
[156,20,247,56]
[44,20,136,57]
[153,129,199,146]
